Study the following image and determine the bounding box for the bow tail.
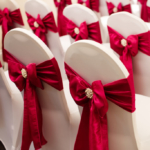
[89,104,108,150]
[74,103,108,150]
[120,50,135,100]
[74,103,90,150]
[2,19,10,62]
[35,29,47,45]
[141,3,149,22]
[21,80,47,150]
[57,5,67,36]
[21,92,32,150]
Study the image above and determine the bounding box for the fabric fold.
[78,0,99,12]
[0,8,24,62]
[106,2,132,15]
[5,50,63,150]
[65,63,135,150]
[108,26,150,101]
[26,12,58,45]
[54,0,72,36]
[66,19,102,43]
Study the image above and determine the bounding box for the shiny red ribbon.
[106,2,132,15]
[66,20,102,43]
[108,26,150,99]
[0,8,24,62]
[78,0,99,12]
[138,0,150,22]
[54,0,72,36]
[65,63,135,150]
[26,12,58,45]
[5,50,63,150]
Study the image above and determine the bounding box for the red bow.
[108,26,150,99]
[0,8,24,62]
[138,0,150,22]
[78,0,99,12]
[66,20,102,43]
[26,12,58,45]
[106,2,132,15]
[5,50,63,150]
[65,63,135,150]
[54,0,72,36]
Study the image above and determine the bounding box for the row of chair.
[0,0,150,150]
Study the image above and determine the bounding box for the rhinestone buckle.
[121,39,127,47]
[21,68,27,78]
[85,88,93,99]
[113,7,118,13]
[34,21,39,28]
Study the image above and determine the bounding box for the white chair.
[63,4,109,43]
[99,0,140,17]
[4,28,80,150]
[0,64,23,150]
[107,12,150,97]
[106,12,150,149]
[0,0,24,69]
[25,0,66,79]
[65,40,138,150]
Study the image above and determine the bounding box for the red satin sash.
[5,50,63,150]
[0,8,24,62]
[138,0,150,22]
[108,26,150,100]
[54,0,72,36]
[106,2,132,15]
[78,0,99,12]
[66,19,102,43]
[26,12,58,45]
[65,63,135,150]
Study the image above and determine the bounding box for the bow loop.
[5,50,63,150]
[67,19,102,43]
[107,2,132,15]
[8,60,26,91]
[26,12,58,45]
[2,8,13,27]
[26,63,43,89]
[65,63,135,150]
[67,20,88,41]
[117,2,123,11]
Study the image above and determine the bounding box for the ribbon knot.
[26,63,44,89]
[91,81,108,118]
[126,35,139,57]
[0,8,13,27]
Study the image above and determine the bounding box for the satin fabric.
[5,50,63,150]
[54,0,72,36]
[108,26,150,100]
[106,2,132,15]
[26,12,58,45]
[66,20,102,43]
[138,0,150,22]
[0,8,24,62]
[65,63,135,150]
[78,0,99,12]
